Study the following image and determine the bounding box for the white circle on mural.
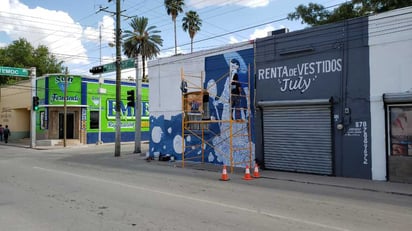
[168,127,172,134]
[152,126,162,143]
[173,135,183,154]
[208,152,215,162]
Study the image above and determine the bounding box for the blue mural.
[149,48,255,167]
[205,49,255,166]
[149,114,183,160]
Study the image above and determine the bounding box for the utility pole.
[63,67,68,147]
[114,0,121,157]
[30,67,36,148]
[100,0,134,156]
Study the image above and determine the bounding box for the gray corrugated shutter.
[383,92,412,103]
[262,104,333,175]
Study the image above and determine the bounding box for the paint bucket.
[154,152,160,160]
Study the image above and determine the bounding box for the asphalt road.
[0,144,411,231]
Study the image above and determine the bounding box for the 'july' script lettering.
[280,77,311,93]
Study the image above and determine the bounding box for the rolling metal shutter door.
[262,102,333,175]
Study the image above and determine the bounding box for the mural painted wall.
[204,48,255,166]
[148,51,206,161]
[148,42,254,164]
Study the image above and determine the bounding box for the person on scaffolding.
[230,59,243,121]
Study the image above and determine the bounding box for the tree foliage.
[164,0,185,55]
[288,0,412,26]
[0,38,64,85]
[182,10,202,53]
[123,16,163,83]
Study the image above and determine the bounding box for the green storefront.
[35,75,149,144]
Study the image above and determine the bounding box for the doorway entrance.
[59,113,74,139]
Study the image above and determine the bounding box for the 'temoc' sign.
[0,66,29,77]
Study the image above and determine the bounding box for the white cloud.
[84,15,115,45]
[249,24,276,40]
[188,0,270,9]
[229,36,240,44]
[0,0,110,66]
[227,24,285,44]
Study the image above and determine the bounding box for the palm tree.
[123,16,163,153]
[164,0,185,55]
[123,16,163,84]
[182,10,202,53]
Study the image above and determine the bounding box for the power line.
[1,1,410,73]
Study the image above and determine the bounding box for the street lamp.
[134,54,141,153]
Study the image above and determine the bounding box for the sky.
[0,0,348,77]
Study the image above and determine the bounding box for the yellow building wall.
[0,80,32,140]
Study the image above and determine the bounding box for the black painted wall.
[255,17,371,179]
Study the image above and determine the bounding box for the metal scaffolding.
[180,65,253,173]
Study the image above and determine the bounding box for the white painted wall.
[148,54,204,119]
[369,7,412,180]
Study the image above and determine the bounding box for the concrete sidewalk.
[162,160,412,197]
[0,139,148,151]
[2,140,411,197]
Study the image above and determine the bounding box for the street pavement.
[1,140,411,197]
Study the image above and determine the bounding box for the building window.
[40,111,47,130]
[90,111,99,129]
[389,106,412,156]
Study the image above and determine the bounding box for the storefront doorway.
[386,104,412,183]
[59,113,74,139]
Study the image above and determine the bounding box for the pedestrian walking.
[0,124,3,142]
[3,125,11,143]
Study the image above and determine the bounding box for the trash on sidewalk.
[159,155,170,161]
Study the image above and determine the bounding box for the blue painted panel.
[86,131,150,144]
[149,114,183,160]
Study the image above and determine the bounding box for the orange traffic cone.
[253,162,260,178]
[242,165,254,180]
[220,165,230,181]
